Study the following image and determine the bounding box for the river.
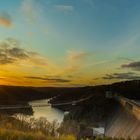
[29,99,64,122]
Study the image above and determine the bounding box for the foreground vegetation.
[0,128,76,140]
[0,114,76,140]
[0,114,139,140]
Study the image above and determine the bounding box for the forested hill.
[0,80,140,120]
[107,80,140,99]
[49,80,140,125]
[0,80,140,105]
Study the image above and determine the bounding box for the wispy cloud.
[83,0,94,7]
[0,38,28,64]
[64,50,90,73]
[25,76,71,83]
[54,5,74,12]
[21,0,42,23]
[0,12,12,27]
[0,38,48,66]
[121,61,140,71]
[103,72,140,80]
[117,57,133,62]
[67,50,89,64]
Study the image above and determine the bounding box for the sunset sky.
[0,0,140,87]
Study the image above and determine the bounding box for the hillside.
[0,80,140,116]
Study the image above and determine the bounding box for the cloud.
[83,0,94,7]
[67,50,89,64]
[121,61,140,71]
[0,54,15,64]
[0,38,60,76]
[91,60,112,67]
[103,72,140,80]
[21,0,42,23]
[0,39,29,64]
[63,50,90,73]
[54,5,74,12]
[0,77,4,80]
[117,57,133,61]
[0,12,12,27]
[8,47,29,59]
[25,76,71,83]
[0,38,44,65]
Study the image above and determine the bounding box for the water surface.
[29,99,64,122]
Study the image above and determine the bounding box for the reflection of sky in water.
[29,99,64,122]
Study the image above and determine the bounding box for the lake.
[29,99,64,122]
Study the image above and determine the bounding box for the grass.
[0,128,76,140]
[0,114,76,140]
[0,128,46,140]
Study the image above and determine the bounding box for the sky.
[0,0,140,87]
